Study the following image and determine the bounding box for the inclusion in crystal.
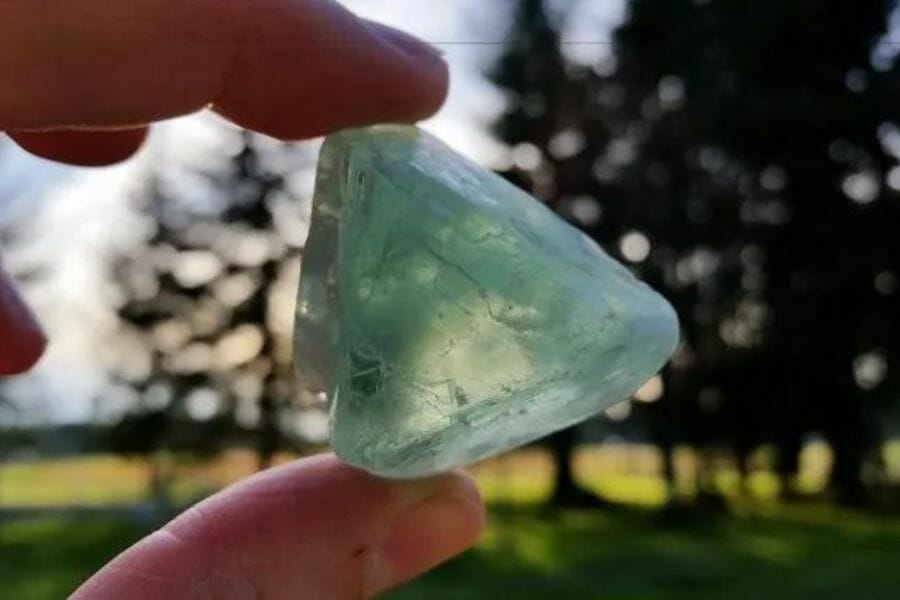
[295,125,678,478]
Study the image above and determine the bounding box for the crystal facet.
[295,125,679,478]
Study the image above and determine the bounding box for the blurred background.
[3,0,900,597]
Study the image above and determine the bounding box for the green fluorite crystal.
[295,125,678,478]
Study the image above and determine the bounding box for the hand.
[0,0,448,373]
[73,454,484,598]
[0,3,481,597]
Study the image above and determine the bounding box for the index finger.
[0,0,447,138]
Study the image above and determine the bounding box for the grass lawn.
[1,517,147,599]
[0,443,851,508]
[4,505,900,599]
[4,447,900,598]
[391,505,900,600]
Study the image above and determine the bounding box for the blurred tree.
[604,0,900,505]
[106,131,322,486]
[491,0,900,506]
[488,0,608,507]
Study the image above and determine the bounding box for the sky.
[0,0,625,425]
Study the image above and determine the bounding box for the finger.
[0,1,448,139]
[7,128,149,166]
[72,454,484,599]
[0,267,46,374]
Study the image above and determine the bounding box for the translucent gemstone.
[294,125,679,478]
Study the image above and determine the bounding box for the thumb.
[72,454,485,599]
[0,266,45,374]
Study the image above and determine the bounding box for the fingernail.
[368,21,445,64]
[0,269,46,374]
[367,474,484,595]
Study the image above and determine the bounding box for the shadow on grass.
[0,517,150,599]
[388,503,900,600]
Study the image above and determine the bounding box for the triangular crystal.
[295,125,679,478]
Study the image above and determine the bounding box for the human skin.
[0,2,485,597]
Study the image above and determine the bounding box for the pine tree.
[604,0,900,504]
[106,131,321,492]
[488,0,609,506]
[490,0,900,505]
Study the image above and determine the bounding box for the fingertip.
[364,21,450,120]
[0,331,45,374]
[0,270,46,375]
[369,471,485,595]
[398,469,484,516]
[8,127,148,167]
[214,11,449,139]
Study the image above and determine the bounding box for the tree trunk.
[548,427,579,503]
[660,441,676,503]
[256,395,278,471]
[776,434,802,499]
[546,426,605,507]
[823,332,867,506]
[827,394,866,506]
[148,452,172,511]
